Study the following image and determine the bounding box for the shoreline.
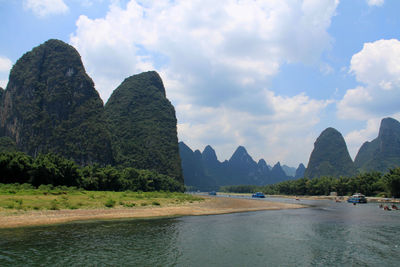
[0,196,304,229]
[217,193,400,203]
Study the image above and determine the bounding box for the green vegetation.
[355,118,400,173]
[222,167,400,198]
[104,71,182,182]
[0,152,184,192]
[0,40,183,188]
[0,137,17,153]
[305,128,356,178]
[1,39,113,165]
[0,183,203,212]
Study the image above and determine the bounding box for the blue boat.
[347,193,367,203]
[252,192,265,198]
[209,191,217,196]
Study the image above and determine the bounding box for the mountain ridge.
[0,39,183,185]
[179,142,301,190]
[354,117,400,173]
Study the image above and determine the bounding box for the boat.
[209,191,217,196]
[347,193,367,203]
[252,192,265,198]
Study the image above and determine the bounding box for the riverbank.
[267,194,400,203]
[218,192,400,203]
[0,196,304,228]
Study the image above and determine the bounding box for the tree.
[383,168,400,197]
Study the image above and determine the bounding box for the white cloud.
[0,56,12,72]
[350,39,400,89]
[338,39,400,120]
[344,118,381,159]
[70,0,338,166]
[345,113,400,159]
[366,0,384,6]
[24,0,69,17]
[70,0,338,103]
[0,56,12,88]
[178,90,332,166]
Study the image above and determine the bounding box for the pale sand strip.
[0,196,304,229]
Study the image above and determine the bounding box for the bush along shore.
[221,168,400,198]
[0,152,183,192]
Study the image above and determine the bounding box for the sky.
[1,0,400,168]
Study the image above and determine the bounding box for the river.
[0,197,399,266]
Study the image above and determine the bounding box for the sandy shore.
[0,196,304,229]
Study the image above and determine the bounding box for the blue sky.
[1,0,400,167]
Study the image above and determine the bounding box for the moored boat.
[347,193,367,203]
[252,192,265,198]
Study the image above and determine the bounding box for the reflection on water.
[1,199,400,266]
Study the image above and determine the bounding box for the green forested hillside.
[355,118,400,172]
[0,39,113,165]
[305,128,356,178]
[104,71,183,182]
[0,40,183,190]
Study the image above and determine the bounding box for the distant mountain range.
[181,117,400,189]
[2,39,400,191]
[179,142,305,190]
[305,117,400,178]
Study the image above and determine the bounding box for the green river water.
[1,197,399,266]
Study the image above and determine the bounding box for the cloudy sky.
[1,0,400,168]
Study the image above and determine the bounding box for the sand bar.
[0,196,304,229]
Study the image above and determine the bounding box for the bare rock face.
[0,39,113,165]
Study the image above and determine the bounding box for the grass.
[0,183,203,212]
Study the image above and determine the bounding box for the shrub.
[104,199,116,208]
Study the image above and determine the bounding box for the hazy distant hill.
[179,142,298,190]
[282,165,296,177]
[0,39,113,165]
[105,71,182,182]
[305,128,356,178]
[354,117,400,173]
[294,163,306,179]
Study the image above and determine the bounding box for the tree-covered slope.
[354,117,400,172]
[104,71,182,182]
[305,128,356,178]
[0,39,113,165]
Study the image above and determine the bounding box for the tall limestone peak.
[270,162,288,182]
[257,159,269,170]
[294,163,306,179]
[104,71,182,182]
[229,146,254,164]
[202,145,218,163]
[0,39,112,165]
[378,117,400,139]
[354,117,400,172]
[305,127,355,178]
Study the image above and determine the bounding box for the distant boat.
[209,191,217,195]
[347,193,367,203]
[252,192,265,198]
